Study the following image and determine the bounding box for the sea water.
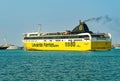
[0,49,120,81]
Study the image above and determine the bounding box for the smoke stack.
[79,20,85,25]
[79,20,81,25]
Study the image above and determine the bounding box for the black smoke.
[83,15,120,44]
[83,15,112,24]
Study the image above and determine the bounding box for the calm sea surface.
[0,49,120,81]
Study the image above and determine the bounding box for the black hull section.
[0,47,8,50]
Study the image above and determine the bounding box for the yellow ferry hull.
[23,41,111,51]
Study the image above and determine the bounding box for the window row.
[24,35,89,39]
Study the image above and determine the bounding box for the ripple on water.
[0,50,120,81]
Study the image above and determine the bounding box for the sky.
[0,0,120,46]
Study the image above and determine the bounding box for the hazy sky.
[0,0,120,46]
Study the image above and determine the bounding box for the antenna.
[38,24,42,33]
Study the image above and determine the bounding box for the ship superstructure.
[23,21,111,51]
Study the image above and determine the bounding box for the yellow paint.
[23,41,111,51]
[79,25,83,31]
[91,41,111,51]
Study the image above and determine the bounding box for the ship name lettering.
[32,43,59,47]
[44,43,59,47]
[65,42,76,47]
[32,43,43,47]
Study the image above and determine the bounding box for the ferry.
[22,21,112,51]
